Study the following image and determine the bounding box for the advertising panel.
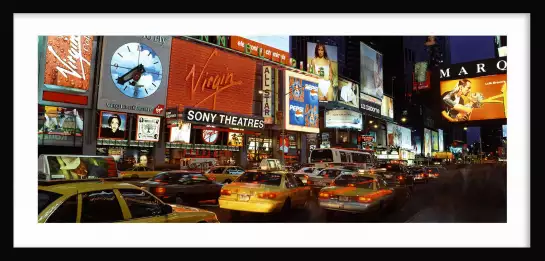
[432,130,439,151]
[38,36,97,108]
[136,115,161,142]
[262,66,274,124]
[284,71,320,133]
[337,78,359,108]
[424,128,432,157]
[440,74,507,122]
[39,106,84,137]
[97,36,172,116]
[325,110,363,130]
[413,61,431,91]
[387,123,412,150]
[360,42,384,99]
[307,42,338,102]
[43,155,117,180]
[359,93,381,118]
[502,124,507,137]
[168,38,257,116]
[230,36,290,64]
[381,95,394,119]
[415,136,422,156]
[438,129,444,152]
[98,111,127,140]
[183,107,264,130]
[227,129,244,147]
[438,57,506,81]
[169,122,191,143]
[239,36,290,53]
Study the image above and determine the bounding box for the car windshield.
[236,172,282,186]
[334,175,374,189]
[318,169,344,178]
[38,190,62,214]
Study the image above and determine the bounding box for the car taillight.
[435,174,439,177]
[220,189,231,196]
[208,175,216,180]
[307,180,313,185]
[257,192,278,199]
[319,192,331,199]
[398,176,404,180]
[304,175,309,179]
[347,183,355,187]
[357,196,373,203]
[155,187,166,194]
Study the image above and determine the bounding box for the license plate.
[338,196,349,202]
[238,195,250,201]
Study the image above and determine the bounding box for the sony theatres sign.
[439,57,507,80]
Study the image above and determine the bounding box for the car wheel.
[325,210,336,221]
[230,210,241,221]
[176,193,185,205]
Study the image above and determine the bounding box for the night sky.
[466,126,481,145]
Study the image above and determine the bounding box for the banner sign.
[182,107,264,130]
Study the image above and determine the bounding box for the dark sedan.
[139,171,223,206]
[374,164,415,190]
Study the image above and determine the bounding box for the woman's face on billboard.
[318,46,325,58]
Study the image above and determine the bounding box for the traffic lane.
[406,164,506,222]
[200,180,443,223]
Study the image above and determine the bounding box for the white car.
[294,167,323,184]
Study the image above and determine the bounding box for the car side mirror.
[161,204,173,215]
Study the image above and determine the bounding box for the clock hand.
[117,64,145,85]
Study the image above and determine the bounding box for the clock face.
[202,130,219,144]
[110,42,163,99]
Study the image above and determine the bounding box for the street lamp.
[464,127,468,131]
[373,124,378,129]
[401,117,407,123]
[369,120,373,124]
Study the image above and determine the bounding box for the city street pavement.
[198,164,507,223]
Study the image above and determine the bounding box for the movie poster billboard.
[307,42,338,102]
[284,71,320,133]
[360,42,384,99]
[439,57,507,122]
[424,128,432,157]
[169,122,191,143]
[438,129,444,152]
[98,111,127,140]
[440,74,507,122]
[381,95,394,119]
[387,123,412,150]
[413,61,431,91]
[38,36,97,108]
[432,130,439,151]
[415,136,422,156]
[39,106,84,136]
[325,110,363,130]
[337,78,359,108]
[136,115,161,142]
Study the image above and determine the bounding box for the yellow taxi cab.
[219,159,311,216]
[204,166,245,184]
[318,172,401,218]
[38,179,219,223]
[120,166,162,179]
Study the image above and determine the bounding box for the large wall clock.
[110,42,163,99]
